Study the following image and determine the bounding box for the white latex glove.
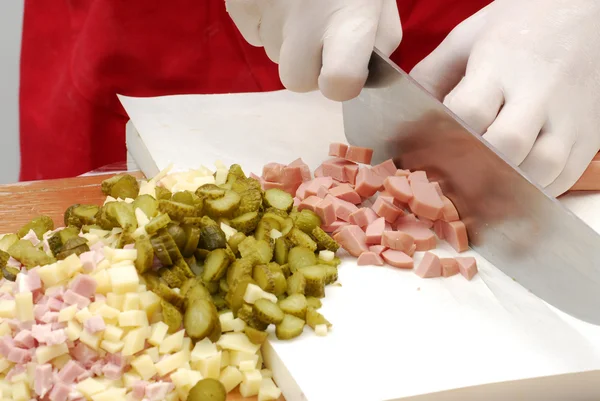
[410,0,600,197]
[225,0,402,101]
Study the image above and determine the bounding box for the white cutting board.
[119,91,600,401]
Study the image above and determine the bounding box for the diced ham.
[133,381,149,399]
[357,252,384,266]
[354,168,384,198]
[314,165,324,177]
[90,241,105,252]
[63,290,91,309]
[35,363,53,397]
[145,382,175,401]
[326,195,359,222]
[441,221,469,252]
[349,208,379,228]
[316,186,329,198]
[456,257,478,280]
[58,360,86,384]
[306,177,334,194]
[32,324,52,343]
[371,159,397,178]
[383,176,413,203]
[41,311,59,324]
[49,381,71,401]
[298,196,322,213]
[415,252,442,278]
[46,297,63,312]
[335,225,369,257]
[328,184,361,204]
[5,364,26,381]
[15,269,42,294]
[315,198,336,227]
[344,146,373,164]
[281,165,304,191]
[78,252,95,274]
[395,214,417,225]
[69,275,98,299]
[23,229,41,247]
[322,158,353,182]
[7,257,21,268]
[329,142,349,158]
[344,164,359,185]
[321,220,349,233]
[381,250,414,269]
[84,315,106,334]
[102,363,124,380]
[46,329,68,346]
[369,245,387,255]
[365,217,386,245]
[408,181,444,220]
[287,158,312,181]
[89,360,104,376]
[262,163,286,182]
[124,243,135,250]
[8,346,31,363]
[441,258,459,277]
[71,343,99,367]
[293,197,301,208]
[372,197,404,223]
[13,330,35,349]
[441,196,460,222]
[0,336,14,358]
[408,171,428,183]
[395,220,437,251]
[395,169,411,177]
[381,231,415,253]
[263,181,285,191]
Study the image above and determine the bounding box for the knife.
[342,48,600,325]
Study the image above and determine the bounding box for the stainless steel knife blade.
[342,48,600,324]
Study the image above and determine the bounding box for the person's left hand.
[410,0,600,197]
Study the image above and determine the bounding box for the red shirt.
[19,0,492,181]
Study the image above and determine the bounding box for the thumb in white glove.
[225,0,402,101]
[410,0,600,197]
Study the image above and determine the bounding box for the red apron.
[19,0,492,181]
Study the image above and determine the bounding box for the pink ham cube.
[315,198,336,227]
[414,252,442,278]
[441,258,459,277]
[329,184,361,204]
[262,163,286,182]
[298,196,322,213]
[355,167,384,198]
[441,196,460,222]
[369,245,387,255]
[329,142,349,158]
[395,220,437,251]
[288,158,312,181]
[371,159,397,177]
[408,170,428,183]
[441,220,469,253]
[69,275,97,298]
[344,146,373,164]
[365,217,385,245]
[35,364,53,397]
[326,195,359,222]
[321,220,349,233]
[344,164,359,185]
[456,257,478,280]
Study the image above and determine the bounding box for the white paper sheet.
[118,90,600,400]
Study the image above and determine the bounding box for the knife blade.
[342,48,600,325]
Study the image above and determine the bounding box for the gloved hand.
[410,0,600,197]
[225,0,402,101]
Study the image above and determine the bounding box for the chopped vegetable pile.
[0,141,477,401]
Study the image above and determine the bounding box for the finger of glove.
[409,5,491,101]
[544,138,600,197]
[482,100,546,166]
[319,13,381,101]
[279,31,323,93]
[255,0,284,63]
[374,0,403,56]
[225,0,263,47]
[518,129,573,188]
[443,72,504,135]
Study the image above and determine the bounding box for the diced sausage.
[298,196,322,213]
[381,231,414,253]
[441,196,460,222]
[383,176,413,203]
[305,177,334,197]
[315,198,336,227]
[432,182,444,197]
[416,216,434,229]
[414,252,442,278]
[349,208,379,228]
[314,165,324,177]
[441,258,459,277]
[372,197,404,223]
[369,245,387,255]
[441,221,469,252]
[381,250,414,269]
[408,170,428,183]
[355,168,385,197]
[408,180,444,220]
[296,182,309,200]
[326,195,359,222]
[395,220,437,251]
[322,158,354,182]
[293,197,301,208]
[407,244,417,256]
[357,252,384,266]
[344,164,360,185]
[365,217,386,245]
[335,225,369,257]
[281,166,304,194]
[288,158,312,181]
[329,143,349,158]
[316,186,329,198]
[433,220,445,239]
[372,159,397,177]
[322,220,349,234]
[262,163,286,182]
[456,257,478,280]
[329,184,361,204]
[394,213,417,226]
[395,169,411,177]
[344,146,374,164]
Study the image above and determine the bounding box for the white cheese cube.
[148,321,169,346]
[118,310,148,327]
[260,369,273,379]
[217,333,260,354]
[315,324,328,336]
[319,250,335,262]
[121,327,149,356]
[66,320,83,342]
[190,338,218,361]
[243,284,277,304]
[258,377,282,401]
[75,307,93,324]
[36,343,69,364]
[122,293,140,311]
[14,292,33,322]
[144,347,160,363]
[100,340,124,354]
[108,264,139,295]
[11,381,29,401]
[222,317,246,333]
[239,369,262,397]
[154,351,187,376]
[131,354,157,380]
[193,352,221,380]
[106,293,125,310]
[239,360,255,372]
[79,329,102,351]
[229,351,259,367]
[139,291,161,318]
[159,330,184,354]
[112,249,138,263]
[91,270,112,294]
[103,324,124,342]
[0,300,16,319]
[219,366,243,393]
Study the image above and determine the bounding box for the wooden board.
[0,172,284,401]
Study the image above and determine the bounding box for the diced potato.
[222,318,246,333]
[118,310,148,327]
[315,324,328,336]
[191,338,218,361]
[79,329,102,350]
[89,387,127,401]
[121,327,149,357]
[144,347,160,363]
[112,249,138,263]
[122,372,142,389]
[103,324,124,342]
[0,322,10,336]
[239,360,255,372]
[75,307,93,324]
[51,354,72,370]
[91,270,112,294]
[139,291,161,318]
[106,293,125,310]
[0,359,12,374]
[319,250,335,262]
[228,351,259,368]
[58,304,78,322]
[100,340,124,354]
[258,377,283,401]
[11,381,29,401]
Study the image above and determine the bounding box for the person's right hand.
[225,0,402,101]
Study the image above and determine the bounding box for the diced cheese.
[131,354,157,381]
[36,343,69,364]
[96,259,111,271]
[103,324,124,342]
[239,369,262,398]
[315,324,328,336]
[220,350,230,368]
[217,333,261,354]
[92,270,112,294]
[258,377,282,401]
[122,293,140,311]
[90,387,127,401]
[61,253,84,277]
[191,338,218,361]
[123,372,142,389]
[319,250,335,262]
[239,360,255,372]
[97,304,121,320]
[106,293,125,310]
[51,354,72,370]
[121,327,149,356]
[269,229,283,240]
[260,369,273,379]
[144,347,160,363]
[243,283,278,304]
[14,291,34,322]
[66,320,83,341]
[58,304,78,322]
[112,249,138,263]
[79,329,102,350]
[100,340,124,354]
[139,291,161,318]
[159,330,184,354]
[0,301,15,319]
[11,381,29,401]
[222,318,246,333]
[107,264,139,295]
[0,322,11,336]
[194,352,221,380]
[155,351,187,376]
[118,310,149,327]
[75,307,93,324]
[220,223,237,240]
[148,321,169,346]
[229,351,259,367]
[0,359,12,374]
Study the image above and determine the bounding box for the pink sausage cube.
[262,163,286,182]
[298,196,322,213]
[416,216,434,229]
[369,245,387,255]
[315,198,336,227]
[345,145,374,164]
[395,220,437,251]
[357,252,384,266]
[395,169,411,177]
[314,165,324,178]
[456,257,478,280]
[441,258,459,277]
[321,220,349,233]
[383,176,413,203]
[316,186,329,199]
[442,221,469,253]
[293,197,301,208]
[408,181,444,221]
[322,158,350,182]
[433,220,445,239]
[335,225,369,257]
[355,167,385,198]
[326,195,359,222]
[441,196,460,222]
[395,213,417,226]
[432,182,444,197]
[329,142,349,158]
[263,181,285,191]
[407,244,417,256]
[365,217,386,245]
[296,181,309,200]
[414,252,442,278]
[349,208,379,228]
[381,250,414,269]
[381,231,415,253]
[372,159,397,177]
[372,197,404,223]
[344,164,360,185]
[288,158,312,181]
[329,184,361,204]
[408,170,428,183]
